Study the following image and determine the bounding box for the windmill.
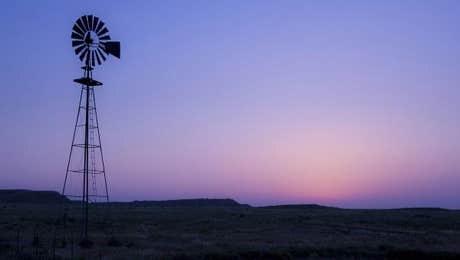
[62,15,120,247]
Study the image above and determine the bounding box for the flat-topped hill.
[120,198,248,207]
[261,204,337,210]
[0,189,69,204]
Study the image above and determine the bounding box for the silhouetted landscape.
[3,1,460,259]
[1,189,460,259]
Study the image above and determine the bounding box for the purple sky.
[1,1,460,208]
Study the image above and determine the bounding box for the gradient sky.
[1,1,460,208]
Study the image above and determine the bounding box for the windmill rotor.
[71,15,120,67]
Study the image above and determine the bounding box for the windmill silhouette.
[61,14,120,247]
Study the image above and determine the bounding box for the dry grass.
[1,203,460,259]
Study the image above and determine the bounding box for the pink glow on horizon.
[105,112,460,207]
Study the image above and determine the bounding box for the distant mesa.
[1,190,451,210]
[261,204,337,210]
[0,189,69,204]
[121,198,249,208]
[0,190,248,207]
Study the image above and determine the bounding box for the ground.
[1,203,460,259]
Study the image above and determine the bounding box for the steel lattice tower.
[62,66,109,243]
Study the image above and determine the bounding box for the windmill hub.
[84,31,99,49]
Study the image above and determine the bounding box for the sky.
[1,1,460,208]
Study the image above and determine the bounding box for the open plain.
[1,197,460,259]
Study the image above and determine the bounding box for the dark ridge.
[392,207,451,211]
[260,205,454,211]
[0,189,69,204]
[0,189,454,211]
[111,198,249,207]
[260,204,338,210]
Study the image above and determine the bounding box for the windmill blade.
[72,40,84,47]
[95,50,102,65]
[95,21,105,34]
[82,15,90,31]
[88,15,94,31]
[79,48,88,61]
[71,32,83,40]
[96,48,106,61]
[104,41,121,58]
[99,35,111,41]
[97,27,109,37]
[93,16,100,32]
[74,45,86,55]
[76,18,87,33]
[72,24,85,36]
